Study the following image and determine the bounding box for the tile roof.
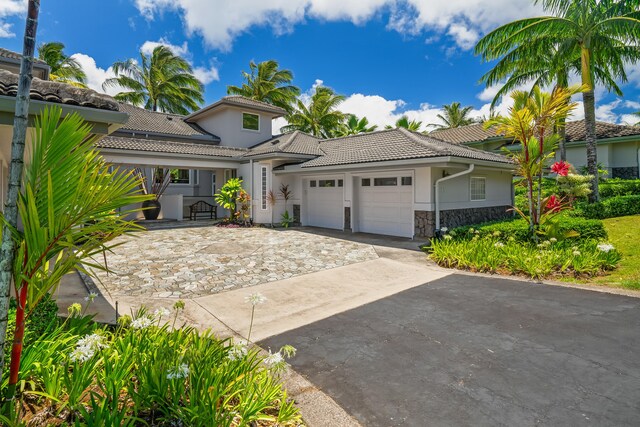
[96,135,247,158]
[116,103,217,140]
[246,131,324,157]
[0,69,118,111]
[300,128,512,168]
[0,48,49,66]
[429,120,640,144]
[186,95,287,120]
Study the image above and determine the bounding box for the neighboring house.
[431,121,640,179]
[0,48,515,238]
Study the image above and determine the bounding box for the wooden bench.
[189,201,217,220]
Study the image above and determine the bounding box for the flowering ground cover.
[1,300,301,427]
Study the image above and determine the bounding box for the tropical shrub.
[426,235,620,280]
[1,307,301,426]
[450,215,607,243]
[3,295,58,363]
[214,178,243,220]
[574,195,640,219]
[599,179,640,198]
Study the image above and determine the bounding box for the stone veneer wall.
[612,167,639,179]
[293,204,301,226]
[344,207,351,231]
[414,205,513,237]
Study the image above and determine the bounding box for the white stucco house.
[0,48,515,238]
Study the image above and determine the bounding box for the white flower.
[131,316,154,330]
[444,235,453,240]
[573,250,581,256]
[440,227,448,233]
[549,238,557,243]
[84,292,99,302]
[227,341,248,361]
[245,292,267,306]
[76,333,108,351]
[166,363,190,380]
[69,346,95,363]
[153,308,171,319]
[263,351,284,367]
[494,242,505,248]
[597,243,615,253]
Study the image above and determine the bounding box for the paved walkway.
[89,226,378,298]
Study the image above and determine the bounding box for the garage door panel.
[356,177,413,238]
[306,180,343,230]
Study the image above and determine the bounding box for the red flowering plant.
[551,161,570,176]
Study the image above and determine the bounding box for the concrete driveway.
[261,274,640,427]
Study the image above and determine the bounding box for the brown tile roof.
[0,69,118,111]
[246,131,324,157]
[0,47,48,66]
[96,135,247,158]
[429,120,640,144]
[186,95,287,120]
[300,128,512,168]
[116,103,218,141]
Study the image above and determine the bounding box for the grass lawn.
[587,215,640,290]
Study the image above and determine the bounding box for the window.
[155,168,191,184]
[470,177,486,201]
[374,177,397,186]
[338,179,344,187]
[242,112,260,131]
[261,166,268,210]
[224,169,236,182]
[310,180,317,188]
[319,179,336,188]
[361,178,371,187]
[401,176,412,186]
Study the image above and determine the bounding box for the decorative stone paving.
[89,226,378,298]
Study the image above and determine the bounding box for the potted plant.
[135,167,172,220]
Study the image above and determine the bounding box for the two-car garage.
[303,172,415,238]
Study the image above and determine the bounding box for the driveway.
[261,274,640,426]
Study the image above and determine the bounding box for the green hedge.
[450,215,607,242]
[574,195,640,219]
[599,179,640,198]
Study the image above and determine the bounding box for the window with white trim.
[261,166,268,210]
[242,113,260,131]
[155,168,191,184]
[470,177,486,201]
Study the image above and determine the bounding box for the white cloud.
[70,53,119,96]
[0,0,26,38]
[141,38,189,57]
[133,0,541,51]
[193,64,219,84]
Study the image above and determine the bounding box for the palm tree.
[475,0,640,203]
[227,60,300,111]
[37,41,87,87]
[336,114,378,136]
[385,115,423,132]
[0,0,41,386]
[428,102,477,130]
[632,111,640,126]
[281,86,346,138]
[103,45,204,115]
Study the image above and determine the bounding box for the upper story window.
[470,176,486,201]
[242,112,260,131]
[155,168,192,185]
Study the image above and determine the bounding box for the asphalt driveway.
[260,274,640,426]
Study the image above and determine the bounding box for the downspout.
[249,159,254,221]
[434,164,475,233]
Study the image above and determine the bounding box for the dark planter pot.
[142,199,161,220]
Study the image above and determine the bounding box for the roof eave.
[185,100,286,121]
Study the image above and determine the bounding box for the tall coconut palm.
[385,115,423,132]
[227,60,300,111]
[632,111,640,126]
[475,0,640,202]
[103,45,204,115]
[37,41,87,87]
[336,114,378,136]
[281,86,346,138]
[0,0,40,386]
[428,102,477,130]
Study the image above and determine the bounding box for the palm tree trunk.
[558,118,567,161]
[0,0,40,389]
[582,89,600,202]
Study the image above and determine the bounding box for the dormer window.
[242,112,260,131]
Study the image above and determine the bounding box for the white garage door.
[305,178,344,230]
[357,175,414,238]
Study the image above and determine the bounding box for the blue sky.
[1,0,639,129]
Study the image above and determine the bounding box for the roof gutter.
[434,164,475,233]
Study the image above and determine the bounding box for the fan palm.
[281,86,346,138]
[103,45,204,115]
[429,102,477,130]
[37,42,87,87]
[384,115,423,132]
[475,0,640,202]
[227,60,300,111]
[1,107,149,397]
[337,114,378,136]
